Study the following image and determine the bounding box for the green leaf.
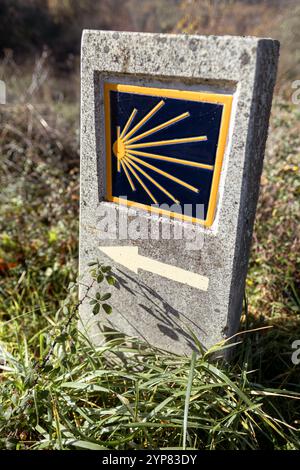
[92,303,100,315]
[56,333,69,343]
[62,306,69,315]
[106,275,115,285]
[183,351,197,450]
[61,382,111,393]
[96,292,101,300]
[97,272,104,283]
[35,424,49,438]
[68,440,107,450]
[87,261,98,267]
[102,304,112,314]
[101,293,111,301]
[101,265,111,273]
[38,389,50,399]
[89,299,97,305]
[5,438,18,450]
[24,371,36,388]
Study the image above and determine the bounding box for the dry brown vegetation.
[173,0,300,87]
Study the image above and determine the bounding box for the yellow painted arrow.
[99,246,209,292]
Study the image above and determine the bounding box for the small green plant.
[88,261,115,316]
[32,260,116,377]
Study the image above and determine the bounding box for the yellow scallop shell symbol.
[113,100,212,204]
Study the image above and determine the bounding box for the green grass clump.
[0,309,299,450]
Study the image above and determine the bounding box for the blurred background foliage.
[0,0,299,82]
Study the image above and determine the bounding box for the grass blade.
[182,351,196,450]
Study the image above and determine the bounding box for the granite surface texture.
[79,31,279,354]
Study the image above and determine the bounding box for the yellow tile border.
[104,83,233,227]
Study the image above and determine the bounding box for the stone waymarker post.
[80,30,279,354]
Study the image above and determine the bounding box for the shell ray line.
[124,157,180,205]
[124,111,190,145]
[120,108,137,139]
[122,100,165,141]
[128,149,214,171]
[120,159,135,191]
[123,158,157,204]
[126,135,207,149]
[117,126,121,172]
[126,152,199,193]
